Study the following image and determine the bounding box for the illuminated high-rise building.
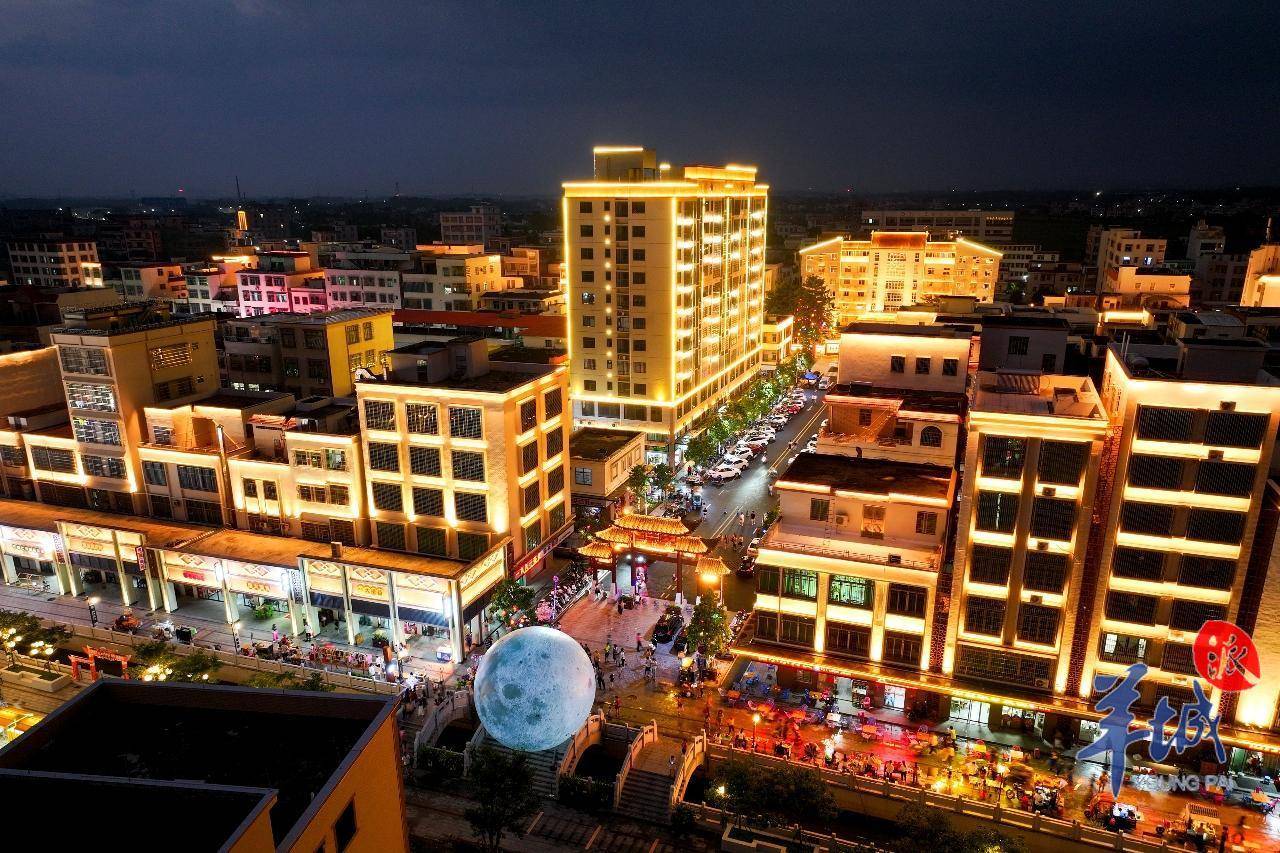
[563,146,768,462]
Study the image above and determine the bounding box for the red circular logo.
[1192,620,1261,692]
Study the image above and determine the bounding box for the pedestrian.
[596,670,605,691]
[669,754,677,777]
[616,599,624,615]
[635,632,642,652]
[619,651,626,668]
[609,671,615,689]
[271,624,280,644]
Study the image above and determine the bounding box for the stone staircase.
[470,728,568,798]
[615,765,676,823]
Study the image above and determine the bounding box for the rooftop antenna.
[235,175,242,204]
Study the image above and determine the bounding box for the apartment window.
[887,583,927,617]
[755,566,780,595]
[1204,410,1268,449]
[64,382,117,412]
[449,406,483,439]
[544,389,564,419]
[59,346,109,376]
[72,418,122,446]
[778,615,816,647]
[150,494,173,518]
[1037,441,1089,485]
[294,449,322,468]
[547,466,564,497]
[809,498,830,522]
[1127,455,1183,489]
[1177,555,1235,590]
[632,201,645,214]
[176,465,217,492]
[919,426,942,448]
[889,355,905,373]
[825,623,871,659]
[914,357,931,374]
[942,358,959,376]
[371,482,402,512]
[1160,643,1199,675]
[858,409,872,427]
[579,225,593,237]
[914,511,938,535]
[578,201,592,214]
[1169,600,1227,632]
[297,484,327,503]
[1112,547,1165,580]
[410,525,446,556]
[521,481,541,514]
[325,449,347,471]
[965,597,1005,636]
[975,491,1019,533]
[968,545,1012,585]
[1017,604,1060,645]
[1195,460,1254,497]
[81,455,125,479]
[1022,551,1069,593]
[546,427,564,458]
[1029,497,1076,541]
[0,446,23,467]
[1120,501,1174,536]
[882,632,922,667]
[458,532,489,560]
[756,613,780,642]
[1135,405,1195,442]
[1101,633,1147,665]
[363,399,395,431]
[186,499,223,525]
[406,403,439,435]
[345,325,360,345]
[574,467,593,485]
[580,247,594,260]
[455,492,487,522]
[329,485,349,505]
[376,522,406,551]
[409,446,442,477]
[982,436,1026,479]
[828,575,872,608]
[142,461,168,486]
[861,504,885,538]
[451,450,485,481]
[1185,508,1246,545]
[1105,591,1159,625]
[367,442,400,472]
[781,569,818,600]
[523,519,543,551]
[304,330,324,349]
[1007,336,1029,356]
[263,481,278,500]
[412,487,444,517]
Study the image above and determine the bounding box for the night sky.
[0,0,1274,198]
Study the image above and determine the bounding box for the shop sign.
[224,561,286,598]
[65,537,107,554]
[1081,621,1258,798]
[4,541,51,560]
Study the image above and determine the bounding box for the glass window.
[887,583,927,617]
[882,632,922,667]
[451,450,485,481]
[968,545,1012,585]
[809,498,830,522]
[919,426,942,448]
[1029,497,1076,541]
[448,406,483,439]
[415,526,448,556]
[458,532,489,560]
[964,597,1005,636]
[781,569,817,600]
[176,465,217,492]
[142,461,167,486]
[975,492,1019,533]
[363,399,395,431]
[1016,603,1060,644]
[409,446,442,477]
[371,482,402,512]
[1037,441,1089,485]
[412,487,444,517]
[1127,455,1183,489]
[1120,501,1174,536]
[1135,405,1195,442]
[367,442,400,472]
[825,623,871,659]
[1111,547,1165,580]
[756,566,779,594]
[982,436,1026,479]
[64,382,117,412]
[828,575,872,608]
[406,403,438,435]
[1022,551,1069,593]
[455,491,487,522]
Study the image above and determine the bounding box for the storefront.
[0,526,64,593]
[346,566,394,648]
[223,559,298,634]
[459,545,507,652]
[56,521,150,607]
[394,573,453,662]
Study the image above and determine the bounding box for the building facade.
[860,210,1014,245]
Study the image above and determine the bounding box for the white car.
[767,416,788,428]
[817,376,833,390]
[708,464,744,481]
[731,443,756,457]
[746,537,762,556]
[722,452,752,467]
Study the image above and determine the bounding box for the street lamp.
[87,596,100,628]
[752,712,761,750]
[231,620,243,653]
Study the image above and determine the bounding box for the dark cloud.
[0,0,1273,196]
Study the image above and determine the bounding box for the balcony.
[759,528,939,573]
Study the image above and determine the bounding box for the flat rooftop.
[489,345,565,364]
[150,388,292,411]
[779,453,953,501]
[0,681,394,850]
[827,383,966,416]
[570,427,645,461]
[972,372,1105,420]
[228,307,392,325]
[840,321,974,338]
[0,496,204,547]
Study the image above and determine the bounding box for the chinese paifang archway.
[588,513,709,601]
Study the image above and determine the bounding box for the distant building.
[113,261,185,302]
[1026,261,1087,301]
[6,236,101,289]
[1238,243,1280,308]
[860,209,1014,245]
[0,681,409,852]
[799,232,1002,323]
[1187,219,1226,261]
[1099,266,1191,312]
[1194,252,1249,305]
[235,251,325,317]
[997,244,1060,296]
[439,204,502,245]
[478,288,564,314]
[380,226,418,251]
[1091,227,1167,289]
[761,315,795,369]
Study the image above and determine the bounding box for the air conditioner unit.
[1036,541,1049,551]
[1033,678,1050,689]
[1208,449,1224,460]
[1041,486,1056,498]
[1221,401,1236,411]
[888,554,902,565]
[834,513,849,527]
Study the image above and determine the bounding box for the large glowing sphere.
[473,626,595,753]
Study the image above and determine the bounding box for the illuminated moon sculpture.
[473,625,595,752]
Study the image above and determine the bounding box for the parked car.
[685,472,705,486]
[654,612,684,643]
[721,452,752,466]
[670,627,689,655]
[708,464,743,481]
[817,376,833,390]
[742,437,769,452]
[746,536,762,556]
[736,555,756,577]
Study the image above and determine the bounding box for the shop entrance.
[8,556,56,592]
[949,698,991,725]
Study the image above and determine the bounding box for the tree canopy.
[686,590,732,656]
[709,756,836,829]
[465,745,543,853]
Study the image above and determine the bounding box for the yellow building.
[1238,243,1280,308]
[563,146,769,460]
[355,337,572,580]
[946,372,1108,716]
[761,314,795,370]
[799,231,1001,324]
[31,307,218,515]
[0,681,409,853]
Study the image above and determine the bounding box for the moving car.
[817,376,833,390]
[654,610,684,643]
[736,555,756,577]
[670,627,689,655]
[746,536,762,556]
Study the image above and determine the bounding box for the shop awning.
[350,598,390,619]
[310,592,343,610]
[397,607,448,628]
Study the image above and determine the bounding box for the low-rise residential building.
[1238,243,1280,308]
[569,427,647,523]
[235,251,324,317]
[440,204,502,245]
[1093,227,1167,289]
[761,315,795,370]
[6,236,100,289]
[860,209,1015,245]
[355,336,571,581]
[113,262,185,302]
[1098,266,1191,313]
[478,288,564,314]
[180,256,253,314]
[221,308,394,398]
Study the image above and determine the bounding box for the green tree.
[245,669,337,691]
[708,757,836,829]
[488,579,536,628]
[627,464,652,510]
[686,590,732,656]
[464,745,542,853]
[131,639,220,682]
[0,610,71,653]
[764,273,801,318]
[684,432,717,470]
[794,275,836,347]
[650,462,676,499]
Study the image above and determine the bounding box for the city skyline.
[1,1,1276,197]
